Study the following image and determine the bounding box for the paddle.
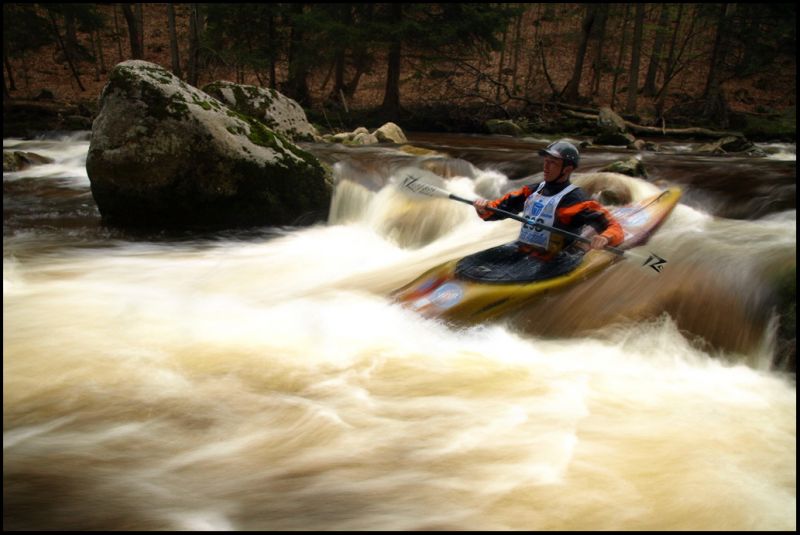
[400,171,668,273]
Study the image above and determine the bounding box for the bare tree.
[286,3,312,106]
[136,4,144,54]
[186,4,199,86]
[90,30,101,81]
[644,4,670,96]
[625,4,645,114]
[380,4,403,116]
[47,9,85,91]
[113,5,124,62]
[524,4,544,97]
[62,8,80,62]
[3,31,15,92]
[167,4,181,77]
[94,28,106,73]
[703,3,733,121]
[563,4,598,102]
[510,7,523,93]
[495,22,508,103]
[611,5,631,109]
[590,4,609,96]
[121,4,143,59]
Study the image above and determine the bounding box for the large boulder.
[86,61,331,228]
[202,81,319,142]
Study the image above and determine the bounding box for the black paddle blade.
[642,253,667,273]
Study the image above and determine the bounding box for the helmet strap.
[554,161,570,183]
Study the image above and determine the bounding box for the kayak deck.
[393,187,681,323]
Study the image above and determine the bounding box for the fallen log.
[562,109,743,139]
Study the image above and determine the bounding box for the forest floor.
[3,4,795,140]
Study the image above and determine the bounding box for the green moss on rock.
[741,106,796,141]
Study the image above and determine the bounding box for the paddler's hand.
[590,234,610,250]
[474,199,491,217]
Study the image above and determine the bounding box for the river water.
[3,132,796,530]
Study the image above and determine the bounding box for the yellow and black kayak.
[393,187,682,323]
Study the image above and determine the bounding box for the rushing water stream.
[3,131,796,530]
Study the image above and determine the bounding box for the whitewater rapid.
[3,134,796,530]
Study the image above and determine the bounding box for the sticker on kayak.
[429,282,464,310]
[613,206,649,228]
[416,277,440,293]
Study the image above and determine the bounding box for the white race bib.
[518,183,577,249]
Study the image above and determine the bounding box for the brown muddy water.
[3,132,796,530]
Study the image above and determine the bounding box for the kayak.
[392,187,682,323]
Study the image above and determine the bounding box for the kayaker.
[473,140,623,260]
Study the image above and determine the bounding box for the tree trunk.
[511,9,523,93]
[563,4,597,102]
[525,4,543,97]
[329,4,350,102]
[495,24,508,103]
[136,4,144,55]
[121,5,143,59]
[167,4,182,78]
[63,9,80,62]
[590,4,609,96]
[48,10,85,91]
[611,5,631,109]
[381,40,402,116]
[625,4,645,115]
[267,12,277,89]
[539,40,559,98]
[331,52,344,96]
[3,30,16,91]
[187,4,199,86]
[113,5,124,62]
[287,4,311,106]
[703,3,733,125]
[90,31,101,81]
[344,53,369,99]
[655,4,685,119]
[95,29,107,73]
[644,4,670,96]
[381,5,403,118]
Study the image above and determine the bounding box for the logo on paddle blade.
[403,175,437,197]
[642,253,667,273]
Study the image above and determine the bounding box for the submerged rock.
[3,151,54,172]
[86,61,331,228]
[594,131,636,147]
[485,119,525,137]
[695,135,766,156]
[600,157,648,179]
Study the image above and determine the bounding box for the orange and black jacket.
[480,180,624,250]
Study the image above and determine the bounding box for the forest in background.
[2,3,796,137]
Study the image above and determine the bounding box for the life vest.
[518,182,578,253]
